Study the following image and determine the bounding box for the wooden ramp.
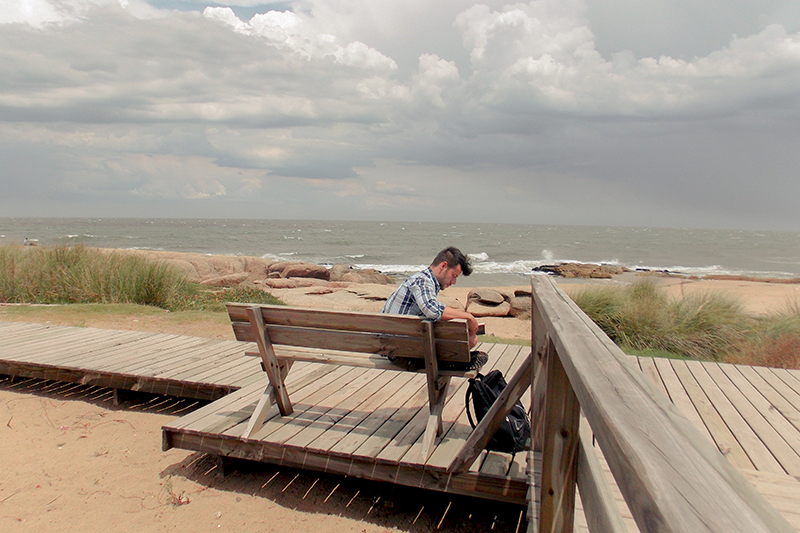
[162,341,533,504]
[0,321,262,400]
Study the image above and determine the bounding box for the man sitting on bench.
[382,246,488,370]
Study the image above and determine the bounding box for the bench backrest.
[227,303,471,363]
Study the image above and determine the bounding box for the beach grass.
[0,244,282,311]
[571,279,800,368]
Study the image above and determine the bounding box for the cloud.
[0,0,799,229]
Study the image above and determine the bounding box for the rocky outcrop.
[468,301,512,317]
[330,264,392,284]
[533,262,629,279]
[464,287,532,318]
[200,272,251,287]
[259,278,324,289]
[469,288,506,305]
[281,263,331,281]
[508,296,532,317]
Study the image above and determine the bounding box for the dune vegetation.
[0,244,281,312]
[570,280,800,369]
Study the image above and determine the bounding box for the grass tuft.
[570,280,800,368]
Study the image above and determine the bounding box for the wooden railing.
[529,275,794,533]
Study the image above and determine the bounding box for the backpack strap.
[465,374,483,429]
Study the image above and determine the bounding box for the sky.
[1,0,799,231]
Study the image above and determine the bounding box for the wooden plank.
[740,469,800,530]
[684,359,785,474]
[3,329,154,364]
[772,368,800,397]
[326,372,428,459]
[87,337,217,373]
[0,331,112,361]
[158,344,247,381]
[227,303,470,341]
[247,306,292,417]
[183,364,343,437]
[666,358,754,469]
[576,417,627,533]
[164,361,319,433]
[231,322,470,362]
[282,369,406,452]
[636,356,668,397]
[738,365,800,434]
[124,340,238,378]
[711,362,800,477]
[0,324,102,351]
[38,332,186,370]
[251,365,375,445]
[536,337,579,533]
[244,365,361,441]
[164,428,527,504]
[650,357,716,445]
[530,275,794,533]
[348,379,429,460]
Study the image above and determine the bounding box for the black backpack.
[465,370,531,454]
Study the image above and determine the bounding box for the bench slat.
[243,349,477,378]
[231,322,470,362]
[227,303,469,341]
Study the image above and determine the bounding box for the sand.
[2,267,799,531]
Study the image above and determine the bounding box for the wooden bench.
[226,303,479,460]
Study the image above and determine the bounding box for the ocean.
[1,218,799,287]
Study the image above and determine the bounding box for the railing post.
[538,338,581,533]
[531,285,548,452]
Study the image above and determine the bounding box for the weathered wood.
[227,303,469,341]
[241,348,477,378]
[227,302,479,463]
[537,337,580,533]
[531,275,795,533]
[228,303,471,363]
[684,359,785,474]
[246,306,293,417]
[706,362,800,476]
[421,320,447,461]
[231,322,470,362]
[650,357,718,446]
[576,417,626,533]
[241,361,293,439]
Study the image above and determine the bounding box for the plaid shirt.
[381,267,445,321]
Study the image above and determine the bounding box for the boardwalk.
[0,320,799,530]
[0,321,262,400]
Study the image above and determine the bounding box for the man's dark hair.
[431,246,472,276]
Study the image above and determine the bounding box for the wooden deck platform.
[161,340,533,504]
[1,320,799,529]
[0,321,262,401]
